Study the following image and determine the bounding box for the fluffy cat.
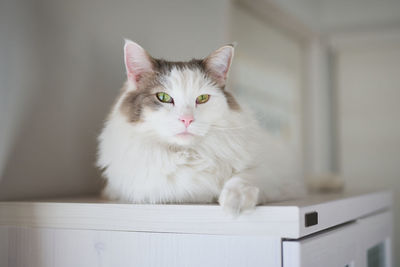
[97,40,305,214]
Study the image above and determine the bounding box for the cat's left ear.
[124,39,154,88]
[204,44,234,87]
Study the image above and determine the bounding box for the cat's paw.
[218,177,259,216]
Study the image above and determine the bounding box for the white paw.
[218,177,259,216]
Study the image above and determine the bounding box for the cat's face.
[118,40,239,146]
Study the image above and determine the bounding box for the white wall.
[265,0,400,262]
[335,40,400,264]
[0,0,230,200]
[272,0,400,33]
[0,0,41,186]
[229,3,304,175]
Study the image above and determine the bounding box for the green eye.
[196,94,210,104]
[156,92,174,104]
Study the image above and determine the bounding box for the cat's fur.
[97,40,305,214]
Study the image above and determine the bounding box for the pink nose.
[179,115,194,127]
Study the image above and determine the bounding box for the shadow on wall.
[0,40,116,200]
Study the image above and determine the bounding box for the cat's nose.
[179,115,194,127]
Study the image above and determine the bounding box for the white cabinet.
[283,211,392,267]
[0,227,282,267]
[0,191,393,267]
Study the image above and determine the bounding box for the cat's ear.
[204,44,234,87]
[124,39,154,86]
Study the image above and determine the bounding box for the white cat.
[97,40,305,214]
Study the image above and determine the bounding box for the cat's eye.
[156,92,174,104]
[196,94,210,104]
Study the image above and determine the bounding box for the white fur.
[97,43,305,214]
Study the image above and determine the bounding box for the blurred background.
[0,0,399,262]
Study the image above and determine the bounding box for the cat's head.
[118,40,240,146]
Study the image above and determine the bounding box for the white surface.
[0,226,282,267]
[283,210,393,267]
[335,40,400,264]
[0,191,392,238]
[284,222,359,267]
[0,191,393,267]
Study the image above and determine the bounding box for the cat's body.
[97,40,305,214]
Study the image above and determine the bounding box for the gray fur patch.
[120,72,163,122]
[119,57,240,123]
[222,90,241,111]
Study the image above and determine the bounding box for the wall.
[0,0,230,200]
[0,0,42,187]
[335,39,400,264]
[272,0,400,33]
[229,3,304,175]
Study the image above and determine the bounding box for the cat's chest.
[138,147,225,178]
[173,149,204,166]
[122,137,248,184]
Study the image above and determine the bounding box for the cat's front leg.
[218,176,260,215]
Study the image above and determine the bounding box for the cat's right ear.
[124,39,154,88]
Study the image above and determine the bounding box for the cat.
[96,40,306,214]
